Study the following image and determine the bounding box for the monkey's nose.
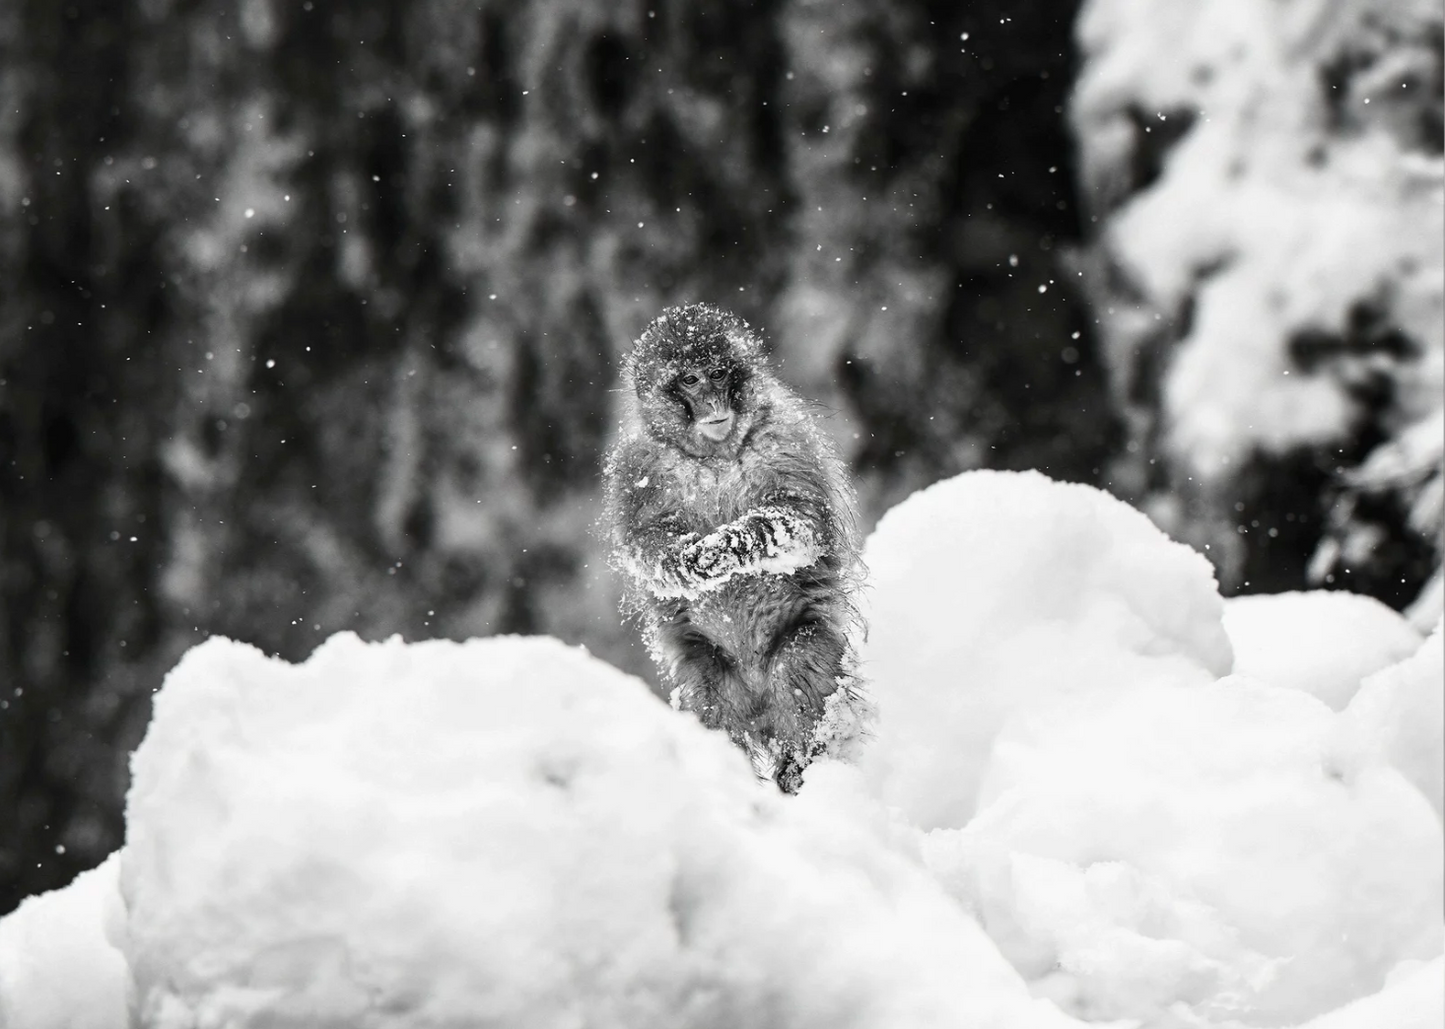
[698,411,735,441]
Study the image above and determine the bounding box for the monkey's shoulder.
[605,435,659,484]
[604,436,675,514]
[604,435,722,522]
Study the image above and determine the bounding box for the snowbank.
[1222,590,1423,709]
[2,469,1440,1029]
[923,675,1442,1026]
[1337,621,1444,821]
[0,853,129,1029]
[858,469,1233,829]
[1290,955,1443,1029]
[109,632,1080,1029]
[852,469,1443,1027]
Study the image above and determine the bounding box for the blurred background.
[0,0,1440,915]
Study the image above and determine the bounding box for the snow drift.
[1222,591,1423,710]
[1337,618,1445,822]
[0,854,128,1029]
[924,676,1442,1025]
[856,469,1443,1026]
[858,469,1234,830]
[9,630,1083,1029]
[1,469,1440,1029]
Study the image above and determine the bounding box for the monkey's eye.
[709,368,728,381]
[680,373,700,387]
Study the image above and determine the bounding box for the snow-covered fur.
[604,303,870,791]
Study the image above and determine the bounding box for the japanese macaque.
[604,302,869,792]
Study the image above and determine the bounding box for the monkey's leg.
[653,612,741,735]
[761,615,850,793]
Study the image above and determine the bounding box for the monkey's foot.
[773,751,807,795]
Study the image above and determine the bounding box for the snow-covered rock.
[858,469,1233,830]
[111,631,1081,1029]
[1223,590,1423,709]
[924,676,1443,1027]
[0,853,129,1029]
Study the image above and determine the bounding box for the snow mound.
[113,631,1082,1029]
[0,853,129,1029]
[858,469,1233,829]
[1337,621,1444,820]
[925,675,1444,1027]
[1222,590,1424,709]
[3,469,1439,1029]
[1290,955,1443,1029]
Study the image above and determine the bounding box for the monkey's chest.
[670,458,767,528]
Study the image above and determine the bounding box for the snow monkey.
[604,302,870,793]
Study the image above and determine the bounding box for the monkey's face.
[628,303,764,457]
[675,363,737,444]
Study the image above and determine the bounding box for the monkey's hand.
[676,505,822,592]
[623,529,708,599]
[738,505,823,574]
[623,527,739,599]
[678,525,749,586]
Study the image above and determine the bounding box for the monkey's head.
[625,303,768,457]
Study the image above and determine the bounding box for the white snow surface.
[924,676,1443,1026]
[1222,590,1424,709]
[1289,955,1443,1029]
[2,469,1442,1029]
[849,471,1442,1027]
[857,469,1234,830]
[0,853,129,1029]
[115,631,1079,1029]
[1336,620,1445,821]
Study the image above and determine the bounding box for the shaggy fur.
[604,302,867,792]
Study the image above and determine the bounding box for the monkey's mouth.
[697,412,735,441]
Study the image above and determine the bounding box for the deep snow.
[1,470,1440,1029]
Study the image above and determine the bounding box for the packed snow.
[1289,955,1444,1029]
[1,470,1440,1029]
[1337,618,1445,821]
[857,470,1234,830]
[923,676,1441,1025]
[1222,591,1424,709]
[860,470,1442,1026]
[19,630,1084,1029]
[0,854,128,1029]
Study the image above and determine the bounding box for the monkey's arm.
[606,441,714,597]
[680,433,842,590]
[607,440,828,598]
[678,502,823,590]
[624,506,819,599]
[611,489,820,599]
